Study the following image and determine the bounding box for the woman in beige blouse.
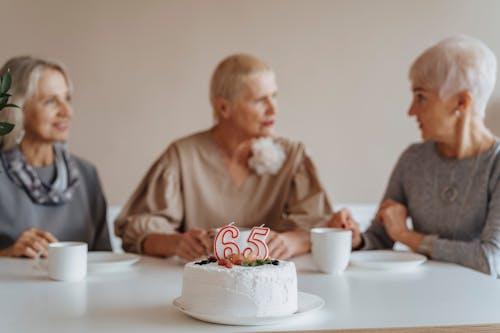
[115,54,332,260]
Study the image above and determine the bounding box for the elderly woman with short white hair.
[115,54,332,260]
[330,35,500,277]
[0,56,111,257]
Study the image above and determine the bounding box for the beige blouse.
[115,129,332,253]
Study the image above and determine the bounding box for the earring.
[454,110,461,117]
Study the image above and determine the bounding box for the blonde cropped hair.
[0,56,72,151]
[409,35,497,118]
[209,54,273,122]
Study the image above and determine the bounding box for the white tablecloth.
[1,254,499,332]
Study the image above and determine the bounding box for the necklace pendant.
[441,185,458,203]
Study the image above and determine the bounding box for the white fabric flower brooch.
[248,137,286,175]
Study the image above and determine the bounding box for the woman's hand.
[175,228,210,261]
[1,228,58,258]
[267,230,310,259]
[328,208,362,249]
[376,199,409,242]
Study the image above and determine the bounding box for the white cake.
[181,260,298,317]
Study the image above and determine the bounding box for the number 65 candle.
[213,223,270,260]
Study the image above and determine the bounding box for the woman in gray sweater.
[331,35,500,277]
[0,56,111,257]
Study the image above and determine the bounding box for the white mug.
[311,228,352,275]
[38,242,88,281]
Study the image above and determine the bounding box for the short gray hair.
[209,54,273,123]
[409,35,497,118]
[0,56,72,151]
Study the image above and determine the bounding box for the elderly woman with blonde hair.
[115,54,332,260]
[331,35,500,277]
[0,56,111,257]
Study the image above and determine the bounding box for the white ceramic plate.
[87,252,140,273]
[350,250,427,270]
[173,291,324,326]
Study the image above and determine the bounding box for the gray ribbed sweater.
[362,141,500,277]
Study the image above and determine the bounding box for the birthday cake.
[181,256,298,318]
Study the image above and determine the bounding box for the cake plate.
[173,291,324,326]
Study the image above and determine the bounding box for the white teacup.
[311,228,352,275]
[37,242,88,281]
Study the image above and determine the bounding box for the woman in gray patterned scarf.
[0,56,111,257]
[330,36,500,277]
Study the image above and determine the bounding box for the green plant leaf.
[0,96,7,105]
[1,70,12,94]
[3,104,18,108]
[0,93,12,98]
[0,103,19,111]
[0,122,14,135]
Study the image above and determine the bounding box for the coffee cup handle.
[33,249,48,271]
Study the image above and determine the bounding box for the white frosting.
[181,261,298,317]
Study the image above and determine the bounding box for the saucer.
[350,250,427,270]
[87,252,140,273]
[173,291,324,325]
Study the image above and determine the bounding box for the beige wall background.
[2,0,500,206]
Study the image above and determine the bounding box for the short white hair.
[209,54,273,123]
[409,35,497,118]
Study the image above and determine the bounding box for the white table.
[1,254,499,333]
